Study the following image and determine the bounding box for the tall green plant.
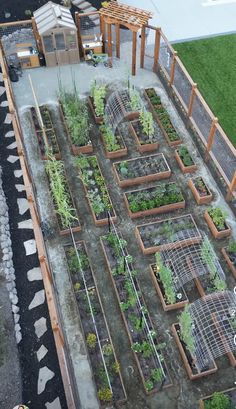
[155,253,176,304]
[90,81,106,117]
[178,307,195,355]
[204,392,231,409]
[139,110,154,138]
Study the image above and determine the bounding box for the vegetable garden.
[20,80,236,408]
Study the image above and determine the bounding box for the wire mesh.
[79,13,100,38]
[161,235,225,290]
[0,22,36,58]
[189,291,236,368]
[158,37,172,79]
[210,127,236,184]
[191,94,213,144]
[173,61,192,110]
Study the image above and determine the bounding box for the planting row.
[65,241,126,404]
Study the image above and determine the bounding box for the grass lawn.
[174,34,236,147]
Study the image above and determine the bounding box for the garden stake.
[107,211,111,232]
[139,310,143,328]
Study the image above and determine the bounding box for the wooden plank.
[115,23,120,58]
[107,22,112,57]
[132,30,137,76]
[153,28,160,72]
[140,25,145,68]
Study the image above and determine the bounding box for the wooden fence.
[144,26,236,200]
[0,48,77,409]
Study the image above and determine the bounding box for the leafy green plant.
[67,247,88,274]
[100,124,120,152]
[131,341,153,358]
[112,361,120,373]
[204,391,231,409]
[208,207,227,230]
[178,307,195,355]
[145,379,154,392]
[139,110,154,138]
[73,282,81,292]
[129,87,142,111]
[228,240,236,253]
[98,387,113,402]
[102,343,113,356]
[86,333,97,349]
[155,253,176,304]
[177,146,194,166]
[90,81,106,117]
[151,368,163,383]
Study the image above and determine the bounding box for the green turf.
[174,34,236,146]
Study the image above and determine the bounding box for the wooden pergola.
[99,1,153,75]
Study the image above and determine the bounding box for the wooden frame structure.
[78,1,152,75]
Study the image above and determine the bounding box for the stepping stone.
[34,317,47,338]
[17,198,29,215]
[37,366,55,395]
[45,397,61,409]
[36,344,48,362]
[7,155,19,163]
[7,141,17,149]
[14,169,23,178]
[24,239,36,255]
[15,184,26,192]
[5,130,15,138]
[29,289,45,310]
[18,219,33,229]
[4,113,12,124]
[0,86,6,96]
[27,267,42,281]
[1,100,8,107]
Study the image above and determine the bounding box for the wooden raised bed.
[149,264,189,311]
[88,95,103,124]
[31,106,61,160]
[124,183,185,219]
[172,323,217,380]
[204,210,231,239]
[188,177,213,205]
[76,155,117,226]
[59,102,93,155]
[100,233,172,394]
[221,246,236,279]
[175,147,197,174]
[144,88,182,147]
[199,387,236,409]
[135,214,201,254]
[100,126,128,159]
[113,153,171,188]
[129,120,159,153]
[64,241,127,405]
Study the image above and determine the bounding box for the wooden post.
[31,17,43,54]
[187,83,197,117]
[107,23,112,57]
[100,15,106,53]
[168,50,177,86]
[205,117,218,161]
[115,24,120,58]
[226,170,236,201]
[140,25,146,68]
[75,12,83,59]
[132,30,137,76]
[153,28,160,72]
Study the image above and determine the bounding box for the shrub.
[98,387,113,402]
[204,392,231,409]
[86,333,97,349]
[179,307,195,355]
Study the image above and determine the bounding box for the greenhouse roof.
[34,1,76,35]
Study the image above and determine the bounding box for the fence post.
[205,117,218,161]
[168,51,177,86]
[153,28,160,72]
[226,171,236,201]
[140,25,146,68]
[187,83,197,117]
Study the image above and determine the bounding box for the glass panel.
[43,35,54,52]
[55,33,65,50]
[66,34,77,49]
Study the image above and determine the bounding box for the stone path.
[0,66,67,408]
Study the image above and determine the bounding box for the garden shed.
[33,1,80,67]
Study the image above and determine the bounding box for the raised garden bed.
[64,241,127,405]
[222,241,236,279]
[172,323,217,380]
[149,260,189,311]
[204,208,231,239]
[59,95,93,155]
[30,106,61,160]
[175,146,197,174]
[113,153,171,187]
[88,95,104,124]
[129,118,159,153]
[100,124,127,159]
[100,231,172,394]
[188,177,213,205]
[76,155,117,226]
[144,88,182,147]
[45,158,81,235]
[124,182,185,219]
[135,214,201,254]
[199,387,236,409]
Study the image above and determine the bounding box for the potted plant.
[175,146,197,174]
[188,177,213,205]
[144,88,182,146]
[204,207,231,239]
[149,252,189,311]
[221,240,236,278]
[172,307,217,380]
[129,109,159,153]
[100,124,127,158]
[88,80,106,124]
[113,153,171,188]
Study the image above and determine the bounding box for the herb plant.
[208,207,227,230]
